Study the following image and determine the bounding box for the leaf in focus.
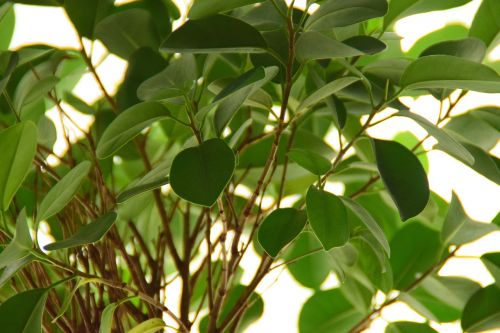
[258,208,307,257]
[372,139,429,221]
[297,77,360,111]
[306,186,348,250]
[44,212,117,251]
[461,285,500,332]
[170,139,235,207]
[160,14,267,53]
[400,55,500,93]
[342,36,387,55]
[96,101,171,159]
[36,161,91,223]
[0,121,38,210]
[189,0,265,19]
[288,149,331,176]
[0,209,32,270]
[0,288,48,333]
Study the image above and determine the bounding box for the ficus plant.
[0,0,499,332]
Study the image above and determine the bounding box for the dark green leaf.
[469,0,500,49]
[0,122,38,210]
[342,36,387,55]
[305,0,388,31]
[160,15,267,53]
[400,55,500,93]
[420,37,486,62]
[385,321,438,333]
[461,285,500,332]
[170,139,235,207]
[296,32,364,61]
[289,150,331,176]
[299,288,364,333]
[0,288,48,333]
[306,186,348,250]
[95,9,159,59]
[482,253,500,288]
[37,161,91,222]
[189,0,265,19]
[0,209,32,270]
[372,139,429,221]
[0,4,15,50]
[0,51,18,92]
[96,101,170,159]
[117,177,169,204]
[0,255,33,286]
[44,212,117,251]
[390,223,441,290]
[297,77,360,111]
[258,208,307,257]
[14,76,59,111]
[65,0,113,38]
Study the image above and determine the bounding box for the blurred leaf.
[420,37,486,62]
[296,32,365,61]
[0,209,32,270]
[0,3,15,50]
[0,288,48,333]
[297,77,359,111]
[65,0,113,38]
[258,208,307,257]
[481,253,500,288]
[469,0,500,49]
[128,318,166,333]
[189,0,265,19]
[289,150,331,176]
[0,51,18,91]
[461,285,500,332]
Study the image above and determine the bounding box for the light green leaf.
[296,32,364,61]
[384,0,472,29]
[37,161,91,223]
[297,77,360,112]
[306,186,348,250]
[99,297,137,333]
[396,111,474,165]
[461,285,500,332]
[0,288,48,333]
[469,0,500,49]
[137,54,197,101]
[481,253,500,288]
[0,4,15,51]
[340,197,390,255]
[95,9,159,59]
[305,0,388,31]
[160,14,267,53]
[128,318,166,333]
[289,149,331,176]
[189,0,265,19]
[96,101,170,159]
[385,321,438,333]
[0,209,32,270]
[44,212,117,251]
[0,121,38,210]
[170,138,235,207]
[400,55,500,93]
[372,139,429,221]
[52,277,100,322]
[258,208,307,257]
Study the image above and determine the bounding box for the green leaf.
[299,288,365,333]
[0,209,32,270]
[396,111,474,165]
[189,0,265,19]
[390,223,441,290]
[441,192,498,245]
[128,318,166,333]
[214,66,278,135]
[37,161,91,223]
[400,55,500,93]
[258,208,307,257]
[14,75,59,112]
[170,138,235,207]
[385,321,438,333]
[297,77,360,112]
[117,178,169,204]
[481,253,500,288]
[137,54,197,101]
[372,139,429,221]
[469,0,500,49]
[305,0,388,31]
[288,149,331,176]
[96,101,170,159]
[0,4,15,51]
[296,32,365,61]
[95,9,159,59]
[0,255,33,286]
[160,14,267,53]
[340,197,390,255]
[342,36,387,55]
[0,288,48,333]
[0,51,18,92]
[384,0,472,29]
[457,142,500,185]
[363,59,411,85]
[64,0,113,38]
[461,285,500,332]
[0,122,38,210]
[63,92,95,115]
[99,297,136,333]
[284,232,331,289]
[44,212,117,251]
[306,186,348,250]
[420,37,486,62]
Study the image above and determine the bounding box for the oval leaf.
[297,77,360,112]
[189,0,265,20]
[469,0,500,48]
[461,285,500,332]
[385,321,438,333]
[0,122,37,210]
[0,288,48,333]
[128,318,166,333]
[296,32,364,61]
[372,139,429,221]
[258,208,307,258]
[96,101,170,159]
[44,212,117,251]
[160,14,267,53]
[400,55,500,93]
[481,253,500,288]
[170,139,235,207]
[288,149,332,176]
[306,186,348,250]
[37,161,91,223]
